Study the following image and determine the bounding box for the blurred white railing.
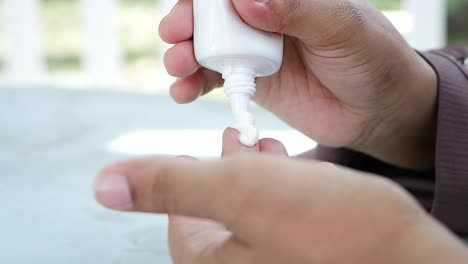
[0,0,446,86]
[80,0,122,86]
[3,0,45,83]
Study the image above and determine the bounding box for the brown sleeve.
[309,146,436,217]
[310,47,468,235]
[421,47,468,234]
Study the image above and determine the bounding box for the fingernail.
[95,174,133,211]
[253,0,270,4]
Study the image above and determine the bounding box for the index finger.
[94,156,246,228]
[94,155,294,239]
[159,0,194,44]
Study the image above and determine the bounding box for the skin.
[92,0,466,263]
[160,0,438,169]
[94,129,468,264]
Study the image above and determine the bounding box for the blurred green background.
[0,0,466,76]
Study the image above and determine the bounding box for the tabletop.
[1,88,465,263]
[0,88,297,264]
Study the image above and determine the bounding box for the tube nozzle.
[223,66,259,146]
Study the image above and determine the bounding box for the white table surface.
[0,88,311,263]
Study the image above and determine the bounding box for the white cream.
[230,111,259,147]
[192,0,283,147]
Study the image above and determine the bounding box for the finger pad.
[159,2,193,43]
[170,77,202,104]
[164,42,199,77]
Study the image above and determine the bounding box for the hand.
[159,0,437,169]
[94,131,467,263]
[169,129,289,263]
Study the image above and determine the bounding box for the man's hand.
[160,0,437,169]
[94,130,467,264]
[169,129,288,263]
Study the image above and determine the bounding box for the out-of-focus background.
[0,0,467,89]
[0,0,466,263]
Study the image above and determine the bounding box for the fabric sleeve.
[420,47,468,234]
[309,47,468,235]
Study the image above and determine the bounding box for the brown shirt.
[313,47,468,235]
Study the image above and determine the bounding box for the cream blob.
[230,111,259,147]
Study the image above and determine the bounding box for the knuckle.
[283,0,302,19]
[330,1,367,41]
[340,1,366,28]
[316,0,368,45]
[148,163,175,214]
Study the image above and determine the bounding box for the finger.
[170,70,204,104]
[170,69,224,104]
[201,235,252,264]
[95,157,221,216]
[94,155,293,237]
[95,155,363,248]
[169,216,251,264]
[169,216,227,262]
[258,138,288,156]
[169,216,227,244]
[232,0,366,44]
[199,69,224,95]
[164,40,200,78]
[222,128,259,157]
[159,0,193,44]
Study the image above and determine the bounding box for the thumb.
[232,0,366,44]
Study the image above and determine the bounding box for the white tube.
[193,0,284,146]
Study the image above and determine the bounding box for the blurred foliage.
[41,0,159,71]
[42,0,82,71]
[370,0,401,9]
[0,0,466,73]
[447,0,468,45]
